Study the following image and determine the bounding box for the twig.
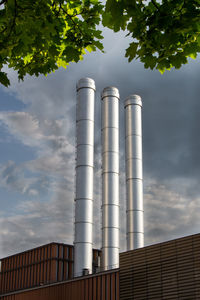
[151,0,160,10]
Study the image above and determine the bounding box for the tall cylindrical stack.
[101,87,120,271]
[74,78,96,277]
[124,95,144,250]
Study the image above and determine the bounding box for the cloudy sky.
[1,27,200,259]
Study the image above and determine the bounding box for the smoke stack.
[101,87,120,271]
[124,95,144,250]
[74,78,96,277]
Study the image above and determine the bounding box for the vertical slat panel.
[33,250,37,287]
[93,276,97,300]
[30,250,33,287]
[47,245,51,283]
[5,257,9,293]
[13,256,16,292]
[3,259,6,293]
[27,252,31,288]
[11,256,14,291]
[89,277,93,300]
[1,261,4,293]
[97,275,102,300]
[25,253,28,289]
[63,246,68,280]
[21,253,25,290]
[111,272,116,300]
[85,278,89,300]
[22,253,25,289]
[58,245,63,281]
[107,273,111,300]
[116,271,120,300]
[102,275,106,300]
[17,253,21,290]
[16,255,20,291]
[4,271,8,293]
[44,246,48,284]
[68,247,73,279]
[66,281,70,299]
[0,270,120,300]
[41,247,45,284]
[7,258,11,293]
[36,248,40,286]
[29,251,33,288]
[51,244,58,282]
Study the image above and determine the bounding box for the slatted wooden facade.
[0,269,119,300]
[0,243,101,295]
[120,233,200,299]
[1,233,200,299]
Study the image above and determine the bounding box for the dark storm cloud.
[1,27,200,256]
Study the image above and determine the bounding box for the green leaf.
[0,72,10,87]
[125,42,138,62]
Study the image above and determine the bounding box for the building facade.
[1,233,200,299]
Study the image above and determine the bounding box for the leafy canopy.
[0,0,103,86]
[1,0,200,86]
[103,0,200,73]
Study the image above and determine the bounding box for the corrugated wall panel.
[0,243,102,295]
[120,233,200,300]
[0,270,116,300]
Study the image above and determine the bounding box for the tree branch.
[0,0,7,5]
[61,6,84,36]
[4,0,17,40]
[151,0,160,10]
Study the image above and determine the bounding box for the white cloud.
[1,26,200,260]
[0,183,74,257]
[0,111,42,147]
[144,179,200,246]
[0,161,50,196]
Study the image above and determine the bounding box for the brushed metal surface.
[75,166,93,200]
[127,210,144,233]
[125,135,142,160]
[76,119,94,146]
[101,97,119,128]
[126,158,143,180]
[76,89,96,121]
[102,152,119,173]
[102,204,119,228]
[101,247,119,271]
[75,222,93,243]
[101,87,120,271]
[102,228,119,248]
[101,128,119,153]
[74,244,93,277]
[124,94,144,251]
[102,173,119,206]
[127,233,144,252]
[74,78,95,277]
[125,106,142,137]
[126,179,143,211]
[75,199,93,223]
[76,144,94,167]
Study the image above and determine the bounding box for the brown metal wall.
[0,243,100,295]
[0,270,119,300]
[120,233,200,299]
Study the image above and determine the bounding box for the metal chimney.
[101,87,120,271]
[124,95,144,250]
[74,78,95,277]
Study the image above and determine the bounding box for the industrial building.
[1,78,199,298]
[0,233,200,299]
